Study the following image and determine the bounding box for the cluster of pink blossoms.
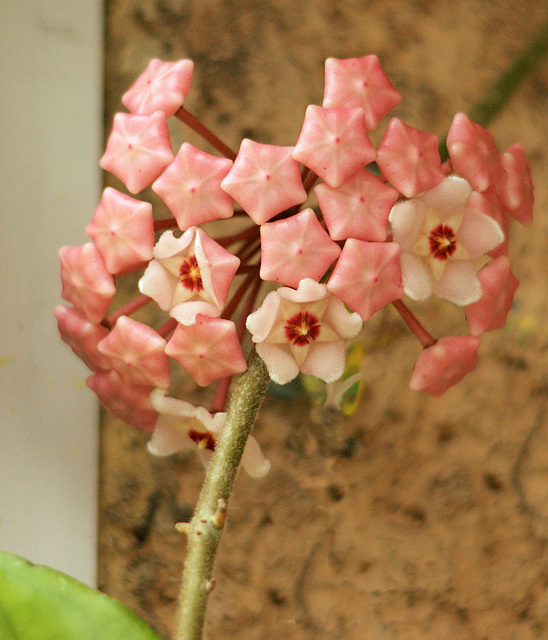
[56,56,533,473]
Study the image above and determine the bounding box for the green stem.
[173,348,270,640]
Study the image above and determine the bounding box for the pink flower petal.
[409,336,481,396]
[220,140,307,224]
[376,118,445,197]
[98,315,171,388]
[465,256,519,336]
[260,208,341,287]
[447,113,502,192]
[59,243,116,323]
[122,58,194,117]
[85,187,155,274]
[315,168,397,241]
[100,111,174,194]
[457,208,504,258]
[292,105,377,188]
[86,370,158,431]
[323,56,402,130]
[54,305,111,372]
[165,315,247,386]
[327,240,403,321]
[152,142,234,230]
[498,144,534,226]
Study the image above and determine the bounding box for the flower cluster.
[56,56,533,468]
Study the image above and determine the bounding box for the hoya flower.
[246,278,362,384]
[259,208,341,287]
[139,227,240,325]
[122,58,194,117]
[85,187,155,274]
[389,175,504,305]
[292,105,377,188]
[497,144,534,226]
[322,55,402,130]
[220,140,307,225]
[409,336,481,396]
[100,111,174,194]
[152,142,234,230]
[147,389,270,478]
[54,305,110,372]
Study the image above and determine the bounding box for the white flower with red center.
[246,279,362,384]
[292,105,377,188]
[389,175,504,305]
[122,58,194,117]
[314,167,398,241]
[147,389,270,478]
[376,118,445,198]
[139,227,240,325]
[220,139,307,225]
[85,188,155,274]
[322,55,402,130]
[152,142,234,230]
[409,336,481,396]
[165,315,247,386]
[100,111,174,194]
[59,243,116,323]
[259,208,341,288]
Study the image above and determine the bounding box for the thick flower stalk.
[56,54,533,639]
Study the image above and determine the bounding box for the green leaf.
[0,552,164,640]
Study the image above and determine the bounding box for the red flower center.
[179,255,203,291]
[284,311,321,346]
[428,224,457,260]
[188,429,216,451]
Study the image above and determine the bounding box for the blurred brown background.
[100,2,548,638]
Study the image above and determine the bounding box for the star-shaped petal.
[152,142,234,230]
[165,315,247,386]
[447,113,502,193]
[220,140,307,224]
[54,305,111,372]
[122,58,194,117]
[292,106,377,188]
[322,56,402,130]
[327,239,403,321]
[376,118,445,197]
[86,370,158,431]
[100,111,174,194]
[409,336,481,396]
[59,243,116,323]
[465,256,519,336]
[85,187,155,274]
[98,315,171,388]
[315,167,398,241]
[498,144,534,226]
[260,208,341,287]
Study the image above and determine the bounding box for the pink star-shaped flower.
[497,144,534,226]
[322,56,402,130]
[376,118,445,197]
[327,240,403,321]
[139,228,240,325]
[220,140,307,224]
[100,111,174,194]
[152,142,234,230]
[246,278,362,384]
[292,106,377,189]
[165,315,247,386]
[259,208,341,287]
[85,188,155,274]
[122,58,194,117]
[409,335,481,396]
[465,256,519,336]
[54,305,111,372]
[314,167,398,241]
[59,243,116,323]
[86,369,158,431]
[97,315,171,388]
[446,113,502,193]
